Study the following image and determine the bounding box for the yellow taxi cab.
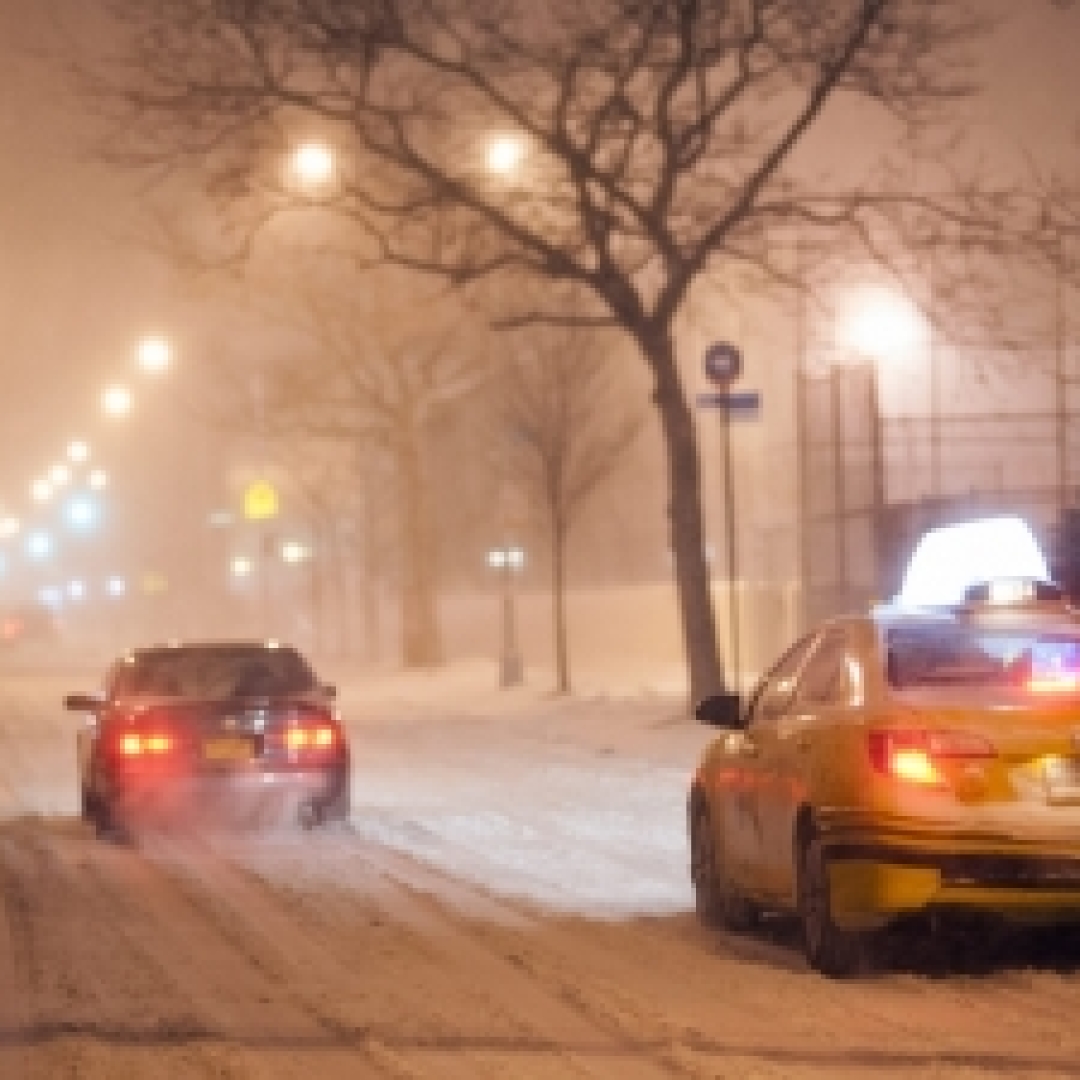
[689,521,1080,976]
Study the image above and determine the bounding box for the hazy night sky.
[0,0,1078,528]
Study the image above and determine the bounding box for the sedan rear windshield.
[887,625,1080,692]
[111,645,317,699]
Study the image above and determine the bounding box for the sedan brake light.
[869,729,995,788]
[277,707,342,758]
[117,730,176,757]
[283,724,337,752]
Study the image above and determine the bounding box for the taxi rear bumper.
[816,812,1080,930]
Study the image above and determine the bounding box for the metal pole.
[498,554,523,688]
[928,254,941,500]
[1056,236,1068,516]
[832,368,846,613]
[795,233,810,632]
[722,406,740,691]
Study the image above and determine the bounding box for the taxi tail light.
[869,730,996,788]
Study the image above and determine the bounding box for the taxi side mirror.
[695,692,743,729]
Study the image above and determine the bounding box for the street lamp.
[231,555,254,579]
[290,141,335,190]
[26,530,52,560]
[486,134,525,178]
[65,495,98,532]
[0,517,20,539]
[49,463,71,489]
[88,469,109,491]
[136,335,172,375]
[67,440,90,463]
[30,479,52,504]
[280,540,310,564]
[486,544,526,688]
[102,385,133,418]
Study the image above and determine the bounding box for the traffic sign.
[704,342,742,386]
[243,480,280,522]
[696,389,761,417]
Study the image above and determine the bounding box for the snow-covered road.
[4,662,1080,1078]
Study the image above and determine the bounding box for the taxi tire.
[691,802,757,932]
[797,825,864,978]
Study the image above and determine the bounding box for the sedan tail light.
[869,729,996,788]
[276,707,342,759]
[115,730,177,757]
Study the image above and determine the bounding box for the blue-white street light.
[65,494,98,532]
[26,531,53,560]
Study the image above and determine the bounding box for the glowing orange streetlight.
[486,134,525,178]
[136,335,172,375]
[291,142,335,190]
[102,385,133,418]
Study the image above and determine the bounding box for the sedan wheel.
[797,826,863,977]
[691,802,756,931]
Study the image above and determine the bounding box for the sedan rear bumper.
[102,763,349,828]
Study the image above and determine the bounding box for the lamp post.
[487,544,525,688]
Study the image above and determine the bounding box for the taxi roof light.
[896,517,1051,610]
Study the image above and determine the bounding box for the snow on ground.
[6,658,1080,1077]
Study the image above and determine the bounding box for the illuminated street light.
[49,463,71,489]
[291,141,335,189]
[26,530,52,560]
[31,479,52,504]
[67,440,90,464]
[0,517,19,539]
[68,579,85,600]
[65,495,97,532]
[137,335,172,374]
[102,385,133,418]
[486,544,526,687]
[88,469,109,491]
[840,283,925,364]
[280,540,310,564]
[39,586,63,610]
[231,555,254,578]
[106,576,127,597]
[486,134,525,177]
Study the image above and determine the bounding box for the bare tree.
[84,0,1026,701]
[258,278,491,666]
[500,329,642,693]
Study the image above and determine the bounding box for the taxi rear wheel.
[797,824,864,977]
[691,801,757,931]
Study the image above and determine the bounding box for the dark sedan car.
[65,641,350,838]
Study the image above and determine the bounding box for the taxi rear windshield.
[886,626,1080,691]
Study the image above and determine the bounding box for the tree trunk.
[643,329,726,704]
[551,513,570,694]
[397,428,443,667]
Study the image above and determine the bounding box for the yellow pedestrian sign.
[243,480,279,522]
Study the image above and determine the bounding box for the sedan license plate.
[202,736,254,764]
[1044,757,1080,805]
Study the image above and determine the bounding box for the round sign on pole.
[243,480,279,522]
[704,342,742,386]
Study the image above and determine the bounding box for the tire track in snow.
[0,830,34,1079]
[160,830,690,1080]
